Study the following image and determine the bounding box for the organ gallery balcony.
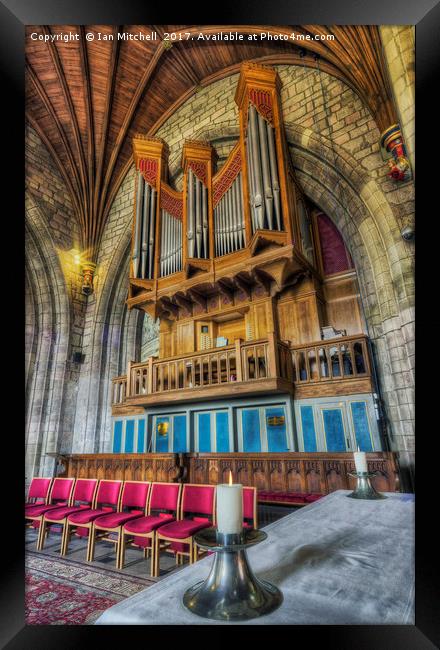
[112,334,373,411]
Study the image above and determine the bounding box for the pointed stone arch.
[25,194,71,480]
[284,124,414,485]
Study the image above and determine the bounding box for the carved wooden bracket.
[174,292,193,315]
[234,273,253,299]
[187,288,207,312]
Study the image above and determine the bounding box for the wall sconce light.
[380,124,412,182]
[81,262,97,296]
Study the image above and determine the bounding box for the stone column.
[379,26,415,172]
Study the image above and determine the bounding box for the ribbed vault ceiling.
[25,24,396,260]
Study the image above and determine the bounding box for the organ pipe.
[186,168,209,259]
[246,138,257,233]
[195,175,202,256]
[148,189,156,279]
[141,180,150,278]
[246,104,283,233]
[132,172,157,280]
[214,172,246,257]
[249,105,264,230]
[258,112,274,230]
[187,169,195,258]
[266,120,282,230]
[202,185,208,257]
[132,172,144,278]
[160,210,183,277]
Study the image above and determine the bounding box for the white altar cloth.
[95,490,414,625]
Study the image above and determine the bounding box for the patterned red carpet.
[25,551,155,624]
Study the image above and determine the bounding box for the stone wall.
[25,124,87,482]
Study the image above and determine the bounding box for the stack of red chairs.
[64,480,124,560]
[156,483,216,574]
[25,478,76,531]
[89,481,151,568]
[26,477,261,576]
[120,482,182,574]
[38,479,99,552]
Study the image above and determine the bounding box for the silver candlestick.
[183,527,283,621]
[347,471,387,500]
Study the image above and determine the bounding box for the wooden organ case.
[112,63,382,461]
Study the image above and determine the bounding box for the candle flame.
[228,470,233,485]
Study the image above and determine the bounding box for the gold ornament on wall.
[157,421,169,436]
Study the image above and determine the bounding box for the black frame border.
[6,0,439,647]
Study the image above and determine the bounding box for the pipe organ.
[160,186,183,277]
[119,63,379,459]
[186,167,209,259]
[129,62,300,291]
[246,102,282,233]
[132,169,157,280]
[213,147,245,256]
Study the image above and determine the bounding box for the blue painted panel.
[198,413,211,452]
[173,415,187,452]
[155,417,170,452]
[242,409,261,452]
[323,409,346,451]
[351,402,373,451]
[125,420,135,453]
[113,421,122,453]
[265,406,288,452]
[137,419,145,452]
[216,412,229,452]
[300,406,317,452]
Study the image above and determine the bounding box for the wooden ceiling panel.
[25,24,398,260]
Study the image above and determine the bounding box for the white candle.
[216,471,243,535]
[354,447,368,473]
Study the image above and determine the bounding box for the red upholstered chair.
[25,478,53,509]
[88,481,150,568]
[25,478,76,534]
[242,486,258,530]
[155,483,216,574]
[63,480,123,560]
[172,485,257,562]
[37,479,99,553]
[119,482,182,574]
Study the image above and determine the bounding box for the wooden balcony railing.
[112,376,128,405]
[291,334,371,384]
[112,334,372,406]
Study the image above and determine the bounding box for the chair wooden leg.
[37,519,46,551]
[62,524,71,556]
[60,522,67,555]
[154,535,160,578]
[193,542,198,563]
[87,525,96,562]
[149,535,155,577]
[115,529,122,570]
[119,532,126,570]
